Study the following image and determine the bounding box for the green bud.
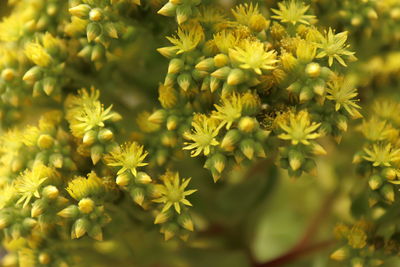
[49,153,63,169]
[87,22,102,43]
[98,128,114,142]
[221,129,241,152]
[369,175,383,190]
[42,185,59,199]
[78,198,95,214]
[299,87,313,103]
[305,63,321,78]
[83,130,97,146]
[240,139,256,160]
[72,218,90,239]
[91,145,103,165]
[158,2,177,17]
[214,54,229,67]
[91,45,105,62]
[176,4,192,25]
[157,46,179,59]
[210,76,221,92]
[168,58,184,74]
[288,150,304,171]
[43,77,57,96]
[382,168,397,180]
[23,66,42,83]
[1,68,16,81]
[178,213,194,231]
[131,188,145,207]
[58,205,80,218]
[211,66,231,80]
[136,172,152,184]
[177,72,192,91]
[78,46,93,59]
[148,109,167,124]
[238,117,257,133]
[89,8,103,22]
[31,200,46,217]
[287,82,301,94]
[195,58,215,72]
[38,252,51,265]
[116,172,131,187]
[167,116,179,131]
[104,23,119,39]
[330,246,349,261]
[37,134,54,149]
[227,68,245,86]
[88,225,103,241]
[191,69,207,81]
[380,184,395,203]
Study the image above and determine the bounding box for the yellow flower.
[232,3,269,32]
[213,30,242,54]
[359,117,396,141]
[136,112,161,133]
[316,28,355,67]
[66,88,119,138]
[278,110,321,145]
[0,184,18,209]
[105,142,148,176]
[15,164,58,207]
[183,114,222,157]
[271,0,316,26]
[66,171,105,201]
[229,39,277,75]
[212,93,243,130]
[166,22,204,54]
[72,102,114,137]
[363,143,400,167]
[153,171,197,214]
[25,42,52,67]
[0,13,26,42]
[373,99,400,126]
[326,75,362,119]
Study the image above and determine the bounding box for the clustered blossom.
[0,0,399,266]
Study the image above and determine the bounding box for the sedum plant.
[0,0,399,266]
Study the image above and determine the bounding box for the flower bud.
[227,68,245,86]
[131,188,145,207]
[148,109,167,124]
[158,2,177,17]
[37,134,54,149]
[42,185,59,199]
[136,172,152,184]
[91,145,103,165]
[305,62,321,78]
[177,72,192,91]
[168,58,184,74]
[98,128,114,142]
[87,22,102,43]
[176,5,192,25]
[69,4,91,19]
[89,8,103,21]
[240,139,256,160]
[195,58,215,72]
[116,172,131,187]
[238,117,257,133]
[78,198,95,214]
[73,218,90,239]
[58,205,79,218]
[221,129,241,152]
[214,54,229,67]
[211,66,231,80]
